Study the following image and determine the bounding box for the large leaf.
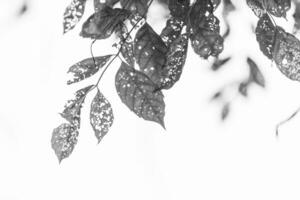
[134,23,168,83]
[115,62,165,128]
[51,123,79,163]
[67,55,112,85]
[80,6,129,39]
[63,0,87,34]
[90,89,114,143]
[120,0,150,16]
[188,0,224,59]
[255,14,277,59]
[159,33,188,89]
[168,0,190,20]
[60,85,94,128]
[160,17,184,48]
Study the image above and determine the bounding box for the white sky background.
[1,0,300,199]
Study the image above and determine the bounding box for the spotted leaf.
[90,90,114,143]
[81,6,130,39]
[63,0,87,34]
[246,0,266,17]
[120,0,150,16]
[67,55,112,84]
[134,23,168,83]
[188,0,224,59]
[168,0,190,20]
[263,0,291,18]
[160,17,184,48]
[60,85,93,128]
[51,123,79,163]
[115,62,165,128]
[159,33,188,89]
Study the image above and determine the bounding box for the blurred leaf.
[115,62,165,128]
[247,57,265,87]
[238,81,249,97]
[90,89,114,143]
[94,0,120,12]
[211,57,231,71]
[51,123,79,163]
[134,23,168,83]
[293,2,300,33]
[80,6,129,39]
[67,55,112,85]
[63,0,87,34]
[120,0,150,16]
[221,103,230,121]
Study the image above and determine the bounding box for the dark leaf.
[188,0,224,59]
[160,17,184,48]
[94,0,120,12]
[118,25,135,66]
[293,2,300,33]
[247,57,265,87]
[255,14,277,59]
[134,23,168,83]
[211,0,221,10]
[211,57,231,71]
[238,81,249,97]
[221,103,230,121]
[211,91,222,101]
[67,55,112,84]
[60,85,94,128]
[120,0,150,16]
[63,0,87,34]
[115,62,165,128]
[159,33,188,89]
[246,0,266,17]
[80,6,130,39]
[223,0,235,15]
[18,2,28,16]
[263,0,291,18]
[90,89,114,143]
[51,123,79,163]
[168,0,190,20]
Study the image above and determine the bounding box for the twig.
[276,106,300,137]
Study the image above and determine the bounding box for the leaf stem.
[275,106,300,137]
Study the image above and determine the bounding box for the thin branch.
[276,106,300,137]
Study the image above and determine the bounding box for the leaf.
[293,2,300,33]
[51,123,79,163]
[246,0,266,18]
[188,0,224,59]
[134,23,168,83]
[115,62,165,128]
[67,55,112,84]
[63,0,87,34]
[120,0,150,16]
[168,0,190,20]
[160,17,184,48]
[159,33,188,89]
[90,89,114,143]
[247,57,265,87]
[118,25,135,67]
[211,57,231,71]
[221,103,230,121]
[60,85,94,128]
[255,14,277,59]
[80,6,130,39]
[238,81,249,97]
[263,0,291,18]
[94,0,120,12]
[273,27,300,81]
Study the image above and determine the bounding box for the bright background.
[1,0,300,199]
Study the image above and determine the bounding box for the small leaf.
[160,17,184,48]
[81,6,129,39]
[238,81,249,97]
[247,57,265,87]
[60,85,94,128]
[211,91,222,101]
[246,0,266,18]
[211,57,231,71]
[221,103,230,121]
[134,23,168,83]
[67,55,112,84]
[120,0,150,16]
[115,62,165,128]
[263,0,291,18]
[63,0,87,34]
[51,123,79,163]
[90,89,114,143]
[159,33,188,89]
[188,0,224,59]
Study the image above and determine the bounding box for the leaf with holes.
[273,27,300,81]
[159,33,188,89]
[168,0,190,20]
[81,6,130,39]
[120,0,149,16]
[188,0,224,59]
[67,55,112,85]
[90,89,114,143]
[63,0,87,34]
[255,14,277,59]
[51,123,79,163]
[247,57,265,87]
[115,62,165,128]
[60,85,93,128]
[134,23,168,83]
[94,0,120,12]
[160,17,184,48]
